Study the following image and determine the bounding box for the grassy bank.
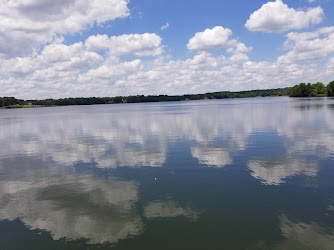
[0,105,36,109]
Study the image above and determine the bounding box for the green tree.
[313,82,326,95]
[327,81,334,97]
[289,82,326,97]
[295,83,309,97]
[289,85,300,97]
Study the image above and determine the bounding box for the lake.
[1,96,334,249]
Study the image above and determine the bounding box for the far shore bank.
[0,87,291,109]
[2,81,334,110]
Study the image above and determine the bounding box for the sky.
[0,0,334,99]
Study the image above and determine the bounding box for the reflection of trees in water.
[293,103,324,110]
[327,104,334,110]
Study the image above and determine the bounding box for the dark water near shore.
[1,97,334,249]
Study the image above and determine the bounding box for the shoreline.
[0,87,291,109]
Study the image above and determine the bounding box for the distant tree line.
[289,81,334,97]
[3,82,333,108]
[0,97,24,107]
[0,88,291,108]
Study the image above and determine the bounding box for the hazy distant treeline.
[0,88,291,108]
[289,81,334,97]
[0,97,24,107]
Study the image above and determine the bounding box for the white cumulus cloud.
[0,0,130,58]
[78,59,144,84]
[187,26,233,51]
[187,26,251,63]
[85,33,163,56]
[245,0,324,33]
[278,26,334,63]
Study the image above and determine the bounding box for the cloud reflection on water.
[1,98,334,176]
[248,159,319,185]
[1,97,334,244]
[144,201,199,221]
[277,215,334,250]
[0,158,199,244]
[0,160,143,244]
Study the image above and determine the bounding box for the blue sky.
[0,0,334,99]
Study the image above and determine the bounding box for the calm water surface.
[1,97,334,249]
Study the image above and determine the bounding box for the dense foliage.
[0,87,291,108]
[289,81,334,97]
[327,81,334,97]
[0,97,24,107]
